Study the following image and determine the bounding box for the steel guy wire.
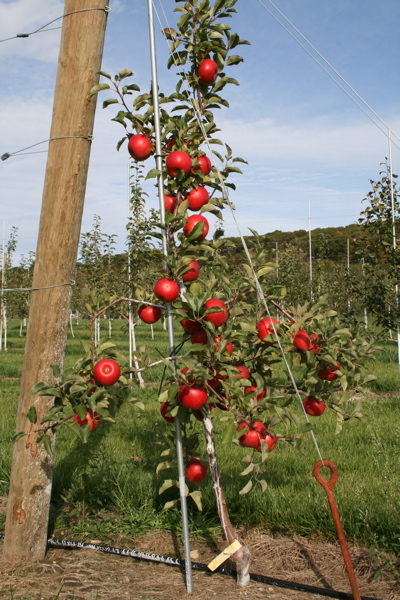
[154,1,325,464]
[257,0,400,146]
[255,0,400,151]
[0,7,111,43]
[1,281,75,292]
[1,136,93,162]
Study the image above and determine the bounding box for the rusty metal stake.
[313,460,361,600]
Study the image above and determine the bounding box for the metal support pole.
[0,221,5,351]
[308,198,313,301]
[147,0,193,592]
[388,130,400,375]
[127,162,134,379]
[347,238,350,312]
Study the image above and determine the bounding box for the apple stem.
[203,415,250,587]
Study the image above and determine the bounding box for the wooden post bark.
[3,0,109,563]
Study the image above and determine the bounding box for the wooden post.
[3,0,109,563]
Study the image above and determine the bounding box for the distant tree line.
[2,164,399,336]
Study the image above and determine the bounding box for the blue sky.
[1,0,399,263]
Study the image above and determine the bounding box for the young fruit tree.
[20,0,376,585]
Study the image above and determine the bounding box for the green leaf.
[12,431,27,443]
[164,499,179,510]
[222,420,236,444]
[40,405,63,424]
[156,461,174,474]
[118,68,133,80]
[30,381,51,395]
[38,387,63,399]
[189,282,203,296]
[89,83,110,96]
[158,479,178,495]
[240,463,255,476]
[259,479,268,492]
[42,433,53,456]
[226,55,244,66]
[177,12,191,31]
[97,341,117,353]
[27,406,37,423]
[239,480,253,495]
[189,490,203,511]
[102,98,119,109]
[145,168,161,180]
[51,364,61,378]
[362,374,377,384]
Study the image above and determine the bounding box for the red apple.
[183,215,209,240]
[160,401,175,423]
[73,412,87,427]
[128,134,152,161]
[93,358,121,386]
[303,395,326,416]
[198,59,218,84]
[214,336,233,356]
[257,434,278,453]
[166,137,176,151]
[179,367,194,385]
[138,304,162,324]
[203,298,228,327]
[154,278,180,303]
[164,194,177,212]
[166,151,192,177]
[293,329,311,351]
[185,458,208,482]
[191,328,208,345]
[178,384,208,410]
[238,422,264,449]
[310,334,321,355]
[235,365,250,380]
[182,259,200,282]
[318,364,340,381]
[192,155,212,176]
[86,410,100,431]
[73,410,100,431]
[257,317,280,342]
[185,186,209,211]
[253,421,267,434]
[244,386,266,401]
[181,318,202,333]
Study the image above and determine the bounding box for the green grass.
[1,319,400,554]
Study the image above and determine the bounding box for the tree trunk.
[131,321,145,389]
[3,0,108,564]
[203,416,250,586]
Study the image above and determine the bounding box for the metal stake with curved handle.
[313,460,361,600]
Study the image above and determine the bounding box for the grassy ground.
[0,318,399,555]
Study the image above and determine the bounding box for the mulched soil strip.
[45,537,380,600]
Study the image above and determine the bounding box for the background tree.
[0,226,19,350]
[356,161,399,329]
